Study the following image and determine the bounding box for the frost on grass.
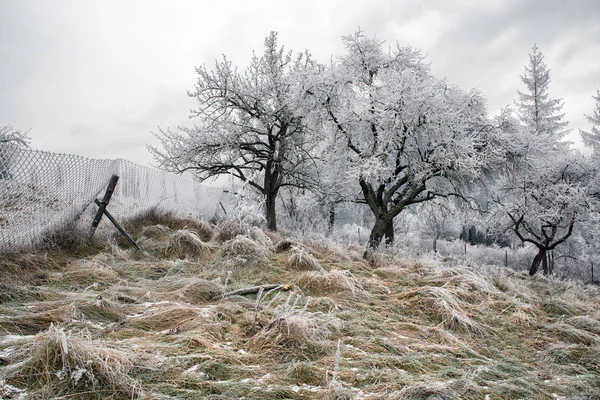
[6,325,143,399]
[287,246,323,271]
[126,305,202,332]
[220,235,270,268]
[399,286,490,335]
[165,229,211,259]
[274,238,299,253]
[544,322,600,346]
[139,224,171,240]
[215,220,252,242]
[567,315,600,335]
[247,293,342,360]
[56,259,120,290]
[153,276,224,303]
[295,269,365,297]
[391,381,458,400]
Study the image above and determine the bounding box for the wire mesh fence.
[0,144,225,252]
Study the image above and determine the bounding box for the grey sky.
[1,0,598,166]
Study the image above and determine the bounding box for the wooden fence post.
[90,175,140,251]
[90,175,119,237]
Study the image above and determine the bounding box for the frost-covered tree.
[0,125,30,179]
[309,31,498,249]
[580,88,600,152]
[149,32,317,231]
[493,146,592,276]
[492,45,588,276]
[515,44,568,141]
[0,125,30,147]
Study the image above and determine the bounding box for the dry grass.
[6,325,143,399]
[139,223,171,240]
[124,209,213,238]
[220,235,270,268]
[165,229,211,259]
[392,381,457,400]
[295,269,365,297]
[567,315,600,335]
[274,238,299,253]
[0,305,75,335]
[53,259,121,290]
[287,246,323,271]
[544,322,600,346]
[399,286,490,335]
[247,304,342,361]
[125,305,202,332]
[3,216,600,399]
[215,219,252,242]
[176,278,225,303]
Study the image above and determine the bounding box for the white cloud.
[0,0,598,165]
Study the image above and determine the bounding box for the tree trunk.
[542,252,549,275]
[529,248,547,276]
[367,217,388,249]
[384,219,394,245]
[265,191,277,231]
[328,203,335,236]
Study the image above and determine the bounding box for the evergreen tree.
[515,44,568,141]
[580,88,600,152]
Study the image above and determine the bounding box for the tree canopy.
[309,31,499,249]
[149,32,317,230]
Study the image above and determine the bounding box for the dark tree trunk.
[367,217,388,249]
[529,248,547,276]
[265,191,277,231]
[328,203,335,236]
[384,218,394,244]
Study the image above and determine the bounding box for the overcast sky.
[1,0,599,166]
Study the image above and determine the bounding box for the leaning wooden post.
[94,199,140,251]
[90,175,119,237]
[89,175,140,251]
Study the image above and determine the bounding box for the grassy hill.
[1,215,599,399]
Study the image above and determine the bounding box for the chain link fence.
[0,144,225,252]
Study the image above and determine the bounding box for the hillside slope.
[1,217,599,399]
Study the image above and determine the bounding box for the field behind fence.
[0,145,225,252]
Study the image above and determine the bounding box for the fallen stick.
[219,284,288,299]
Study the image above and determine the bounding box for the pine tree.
[516,44,568,140]
[580,89,600,152]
